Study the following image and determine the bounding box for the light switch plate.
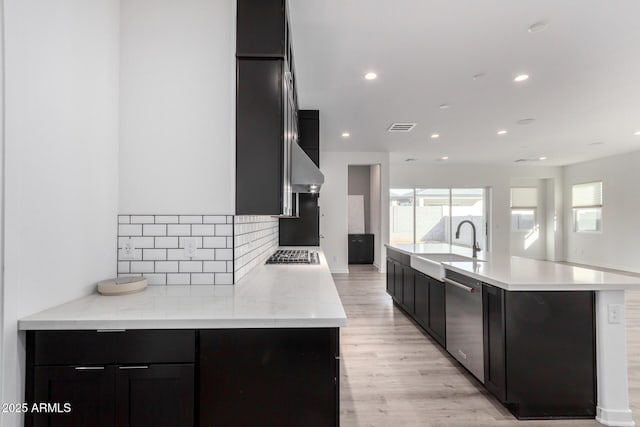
[121,239,136,260]
[608,304,622,324]
[184,237,198,258]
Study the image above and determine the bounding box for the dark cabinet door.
[280,193,320,246]
[483,284,507,403]
[414,272,429,328]
[31,366,116,427]
[115,364,194,427]
[428,278,446,345]
[386,258,395,296]
[348,234,374,264]
[393,260,403,302]
[402,265,415,314]
[199,329,338,427]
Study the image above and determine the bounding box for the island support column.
[596,290,635,427]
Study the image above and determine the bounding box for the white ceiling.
[289,0,640,166]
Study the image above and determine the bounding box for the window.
[390,187,487,249]
[572,181,602,232]
[510,188,537,231]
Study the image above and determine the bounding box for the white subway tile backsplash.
[155,261,179,273]
[155,237,179,248]
[143,273,167,285]
[143,224,167,236]
[131,215,154,224]
[191,273,215,285]
[155,215,179,224]
[203,236,226,248]
[215,273,233,285]
[143,249,167,261]
[167,249,188,261]
[168,224,191,236]
[233,216,279,283]
[118,236,155,249]
[215,224,233,236]
[130,261,154,273]
[180,261,203,273]
[215,249,233,261]
[167,273,190,285]
[118,248,142,261]
[179,215,203,224]
[118,216,130,224]
[192,224,216,236]
[119,224,142,236]
[203,261,226,273]
[194,249,216,260]
[118,261,130,273]
[203,215,227,224]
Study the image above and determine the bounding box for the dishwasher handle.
[444,277,476,293]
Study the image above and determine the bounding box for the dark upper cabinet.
[280,193,320,246]
[236,0,298,216]
[279,109,320,243]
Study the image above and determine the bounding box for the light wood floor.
[334,265,640,427]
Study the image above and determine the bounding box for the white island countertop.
[386,243,640,291]
[18,247,347,331]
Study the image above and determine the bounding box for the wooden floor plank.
[335,264,640,427]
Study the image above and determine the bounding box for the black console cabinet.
[348,234,374,264]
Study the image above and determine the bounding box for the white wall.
[119,0,235,214]
[391,162,564,258]
[320,152,389,273]
[564,150,640,273]
[2,1,120,425]
[370,164,382,269]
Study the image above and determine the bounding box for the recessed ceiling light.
[517,118,536,125]
[440,156,449,161]
[514,74,530,82]
[473,73,485,80]
[431,133,440,139]
[497,130,508,135]
[634,131,640,136]
[364,72,377,80]
[439,104,450,109]
[341,132,350,138]
[528,21,549,33]
[539,156,547,160]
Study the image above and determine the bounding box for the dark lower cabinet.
[401,265,415,313]
[393,260,403,303]
[414,272,429,328]
[32,366,116,427]
[386,259,395,296]
[482,284,506,403]
[427,278,446,346]
[504,291,596,419]
[199,328,339,427]
[116,364,194,427]
[348,234,374,264]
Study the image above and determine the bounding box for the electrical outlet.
[608,304,622,324]
[184,237,198,258]
[122,239,136,260]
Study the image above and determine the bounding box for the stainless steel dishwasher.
[444,271,484,383]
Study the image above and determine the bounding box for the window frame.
[511,208,537,232]
[571,181,603,233]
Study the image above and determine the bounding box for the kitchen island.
[386,243,638,427]
[19,248,346,427]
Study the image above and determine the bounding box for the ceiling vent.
[388,123,417,132]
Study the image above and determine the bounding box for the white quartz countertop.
[386,243,640,291]
[18,247,347,331]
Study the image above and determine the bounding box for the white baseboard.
[596,407,636,426]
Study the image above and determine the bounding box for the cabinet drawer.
[31,330,195,366]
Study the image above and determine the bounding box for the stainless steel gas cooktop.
[266,249,319,264]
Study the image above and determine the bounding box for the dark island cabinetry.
[386,248,446,346]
